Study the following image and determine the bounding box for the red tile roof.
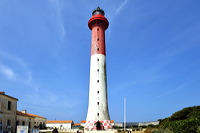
[110,120,115,123]
[46,120,73,124]
[26,113,46,118]
[80,120,86,123]
[73,123,80,126]
[16,111,46,119]
[16,111,34,118]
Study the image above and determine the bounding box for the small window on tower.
[97,38,99,41]
[97,80,99,83]
[97,28,99,31]
[97,69,99,72]
[97,48,99,51]
[97,91,99,94]
[97,102,99,105]
[97,59,99,61]
[97,113,99,116]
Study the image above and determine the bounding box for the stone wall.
[0,92,18,133]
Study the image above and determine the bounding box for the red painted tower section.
[88,13,109,55]
[85,7,111,130]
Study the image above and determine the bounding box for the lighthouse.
[85,7,111,130]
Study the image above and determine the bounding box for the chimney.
[0,92,5,95]
[22,110,27,114]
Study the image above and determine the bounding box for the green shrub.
[160,118,200,133]
[152,128,173,133]
[158,106,200,133]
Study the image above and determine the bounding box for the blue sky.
[0,0,200,123]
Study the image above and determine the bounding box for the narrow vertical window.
[97,113,99,116]
[97,80,99,83]
[97,59,99,61]
[0,120,2,130]
[8,101,11,110]
[97,102,99,105]
[29,122,31,128]
[97,91,99,94]
[97,28,99,31]
[16,121,19,126]
[97,38,99,41]
[97,48,99,51]
[7,120,11,126]
[97,69,99,72]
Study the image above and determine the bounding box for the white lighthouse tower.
[85,7,111,130]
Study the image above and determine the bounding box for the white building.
[80,120,86,127]
[16,110,46,131]
[0,92,46,133]
[138,121,159,126]
[110,120,115,127]
[114,121,159,128]
[46,120,73,130]
[0,92,18,133]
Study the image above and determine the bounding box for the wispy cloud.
[0,51,28,67]
[153,84,187,100]
[0,51,39,92]
[26,71,32,84]
[35,87,39,92]
[115,0,129,15]
[0,64,16,80]
[21,90,80,110]
[0,51,28,81]
[49,0,65,41]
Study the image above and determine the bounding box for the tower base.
[84,131,117,133]
[85,120,111,130]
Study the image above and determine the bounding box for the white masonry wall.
[46,123,71,130]
[86,54,110,121]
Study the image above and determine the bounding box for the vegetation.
[39,123,47,129]
[151,128,173,133]
[144,128,154,133]
[112,125,123,129]
[79,126,84,130]
[145,106,200,133]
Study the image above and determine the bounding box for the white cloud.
[0,51,39,93]
[115,0,129,15]
[0,51,29,81]
[0,64,16,80]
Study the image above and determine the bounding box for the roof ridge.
[46,120,73,123]
[16,111,46,119]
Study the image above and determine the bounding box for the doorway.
[95,121,103,130]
